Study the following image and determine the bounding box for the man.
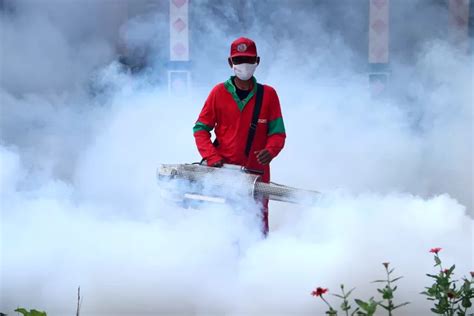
[193,37,286,236]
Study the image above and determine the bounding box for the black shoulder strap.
[245,83,264,157]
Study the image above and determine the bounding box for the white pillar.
[368,0,390,96]
[169,0,191,94]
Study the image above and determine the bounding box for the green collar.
[224,76,258,111]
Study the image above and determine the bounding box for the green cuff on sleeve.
[193,121,213,134]
[268,117,286,135]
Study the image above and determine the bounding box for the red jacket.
[193,76,286,182]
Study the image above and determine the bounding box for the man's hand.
[254,149,272,165]
[212,159,225,167]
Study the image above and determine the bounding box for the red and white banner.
[369,0,390,63]
[448,0,470,53]
[170,0,189,61]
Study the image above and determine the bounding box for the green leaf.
[371,280,386,283]
[434,256,441,266]
[430,307,445,314]
[367,304,378,314]
[14,308,47,316]
[392,276,403,283]
[425,287,437,296]
[382,289,393,300]
[341,300,350,310]
[461,279,471,291]
[355,299,370,312]
[379,303,389,310]
[449,264,456,273]
[439,278,450,287]
[15,308,29,316]
[393,302,410,309]
[461,297,472,308]
[389,268,395,274]
[346,288,356,297]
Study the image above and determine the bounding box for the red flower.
[311,287,329,297]
[443,269,450,274]
[447,291,456,299]
[470,271,474,278]
[429,247,442,254]
[382,262,390,268]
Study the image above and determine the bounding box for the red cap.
[230,37,258,58]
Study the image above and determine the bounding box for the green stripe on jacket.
[268,117,285,135]
[193,121,213,133]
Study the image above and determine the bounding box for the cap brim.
[230,52,257,57]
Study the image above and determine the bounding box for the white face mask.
[232,63,258,81]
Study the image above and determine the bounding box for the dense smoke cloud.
[0,0,472,315]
